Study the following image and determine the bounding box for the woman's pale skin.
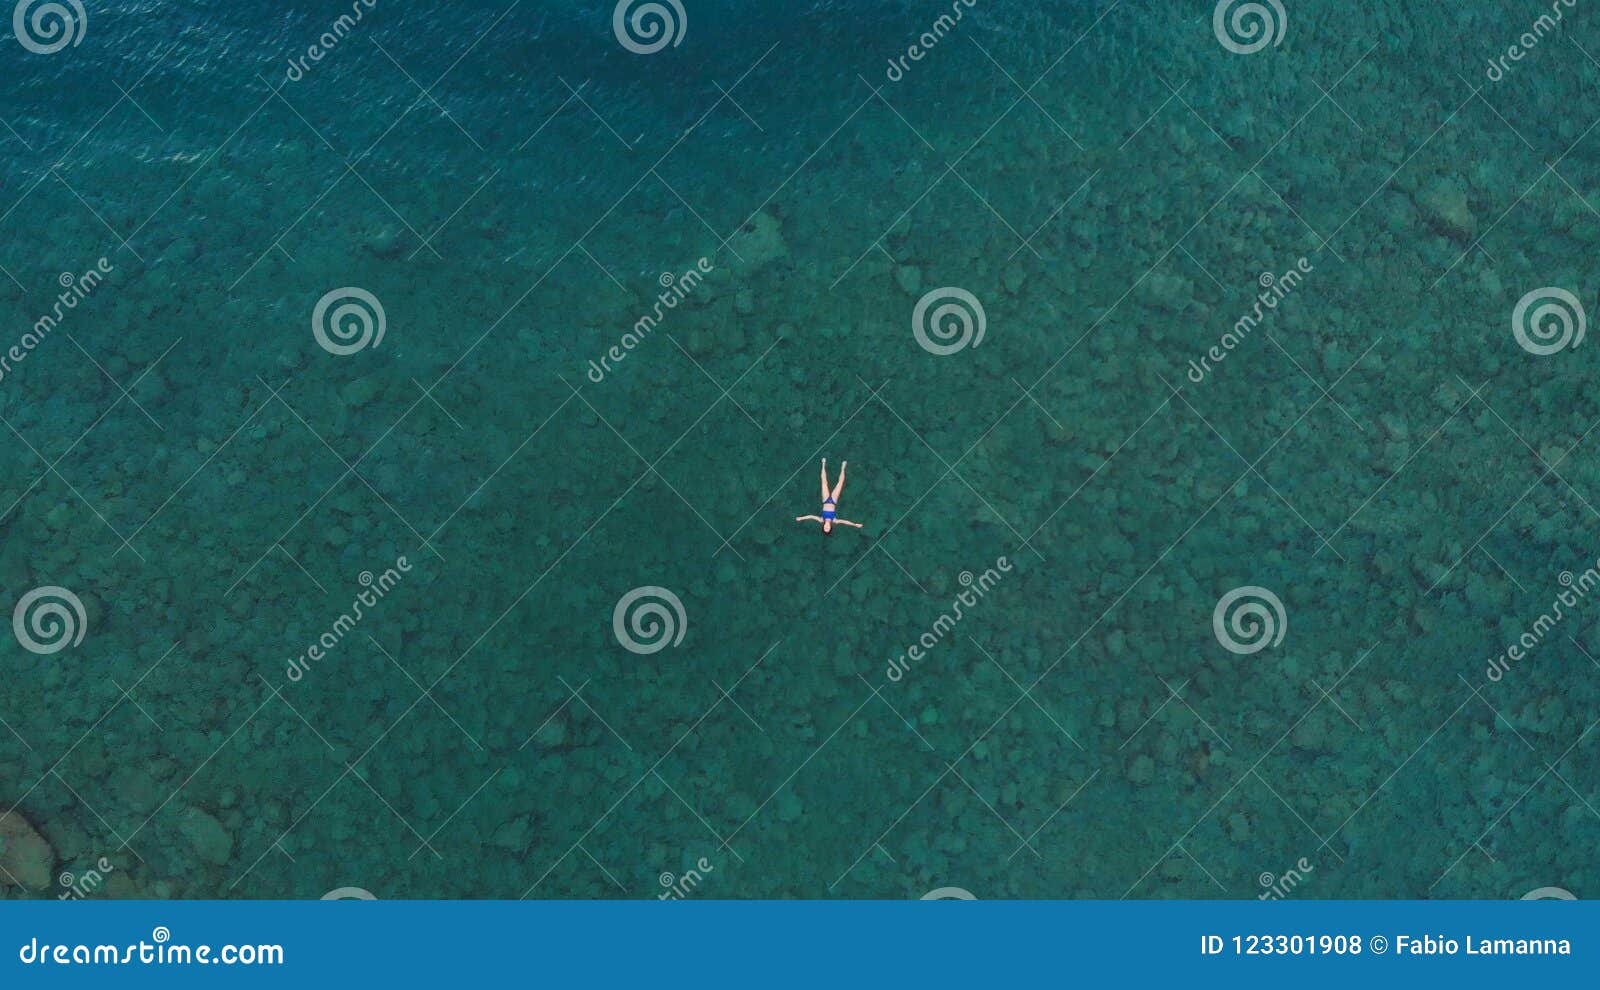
[796,459,863,534]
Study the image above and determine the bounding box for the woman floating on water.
[795,459,863,534]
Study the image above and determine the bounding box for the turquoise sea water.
[0,0,1597,899]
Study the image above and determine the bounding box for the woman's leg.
[830,461,847,501]
[820,459,830,501]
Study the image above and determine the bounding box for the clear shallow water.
[0,0,1596,899]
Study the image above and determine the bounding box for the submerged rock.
[491,816,533,852]
[0,811,55,890]
[177,807,233,866]
[532,711,569,750]
[366,225,405,257]
[729,211,789,270]
[1415,177,1475,240]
